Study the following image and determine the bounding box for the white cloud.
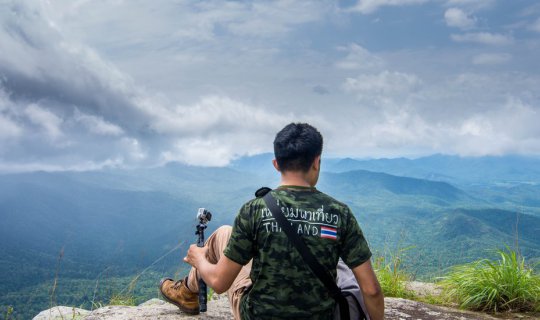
[0,115,22,139]
[0,158,124,173]
[24,104,64,140]
[1,0,540,170]
[445,0,495,10]
[348,0,428,14]
[225,0,329,37]
[451,98,540,156]
[444,8,476,29]
[151,96,290,136]
[472,53,511,65]
[73,110,124,136]
[451,32,513,45]
[343,71,422,97]
[335,44,385,70]
[161,139,235,167]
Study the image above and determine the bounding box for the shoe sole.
[159,278,200,315]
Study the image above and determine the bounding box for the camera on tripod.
[195,208,212,312]
[197,208,212,224]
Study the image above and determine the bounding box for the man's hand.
[184,244,208,269]
[183,243,243,294]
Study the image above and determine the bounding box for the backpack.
[335,259,369,320]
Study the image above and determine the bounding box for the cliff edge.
[33,295,509,320]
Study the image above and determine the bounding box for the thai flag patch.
[320,226,337,240]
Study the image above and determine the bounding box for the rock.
[85,294,232,320]
[33,295,232,320]
[385,297,498,320]
[34,295,537,320]
[33,306,91,320]
[405,281,443,297]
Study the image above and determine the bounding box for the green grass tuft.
[440,247,540,312]
[108,294,136,306]
[3,306,14,320]
[374,247,416,299]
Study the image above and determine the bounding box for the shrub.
[441,248,540,312]
[108,294,136,306]
[374,248,415,299]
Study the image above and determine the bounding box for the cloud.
[0,2,150,134]
[472,53,511,65]
[152,95,306,166]
[348,0,428,14]
[24,104,64,140]
[451,98,540,156]
[225,0,330,37]
[312,85,330,95]
[530,17,540,33]
[445,0,495,10]
[0,1,154,170]
[451,32,513,45]
[150,96,290,136]
[0,115,22,140]
[343,71,422,98]
[444,8,476,29]
[1,0,540,170]
[48,0,331,42]
[73,110,124,136]
[335,44,385,70]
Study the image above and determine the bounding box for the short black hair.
[273,123,323,172]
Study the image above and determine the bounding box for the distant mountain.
[320,170,469,201]
[323,154,540,185]
[0,167,265,319]
[315,170,485,218]
[1,156,540,319]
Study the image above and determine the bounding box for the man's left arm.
[184,244,243,294]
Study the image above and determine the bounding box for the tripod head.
[197,208,212,224]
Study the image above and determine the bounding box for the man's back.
[224,186,372,319]
[170,123,383,320]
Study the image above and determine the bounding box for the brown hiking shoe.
[159,277,199,315]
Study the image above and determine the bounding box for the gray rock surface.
[405,281,443,297]
[34,295,537,320]
[33,296,232,320]
[33,306,91,320]
[384,297,498,320]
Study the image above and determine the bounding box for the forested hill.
[1,154,540,319]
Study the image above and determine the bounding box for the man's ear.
[272,159,280,172]
[312,155,321,172]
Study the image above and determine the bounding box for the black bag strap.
[262,191,351,319]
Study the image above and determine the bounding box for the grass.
[3,306,14,320]
[49,247,64,310]
[108,294,136,306]
[373,246,416,299]
[440,247,540,313]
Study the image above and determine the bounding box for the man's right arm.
[352,260,384,320]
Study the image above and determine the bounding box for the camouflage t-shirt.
[223,185,372,320]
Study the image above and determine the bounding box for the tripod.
[195,208,212,312]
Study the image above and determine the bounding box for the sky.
[1,0,540,171]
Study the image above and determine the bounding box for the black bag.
[261,190,368,320]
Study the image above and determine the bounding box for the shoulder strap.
[262,191,351,319]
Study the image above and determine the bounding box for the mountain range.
[1,154,539,319]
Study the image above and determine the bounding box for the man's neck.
[280,173,313,187]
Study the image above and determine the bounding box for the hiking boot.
[159,277,199,314]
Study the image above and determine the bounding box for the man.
[160,123,384,319]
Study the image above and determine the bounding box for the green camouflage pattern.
[223,185,372,320]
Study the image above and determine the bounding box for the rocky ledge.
[34,294,533,320]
